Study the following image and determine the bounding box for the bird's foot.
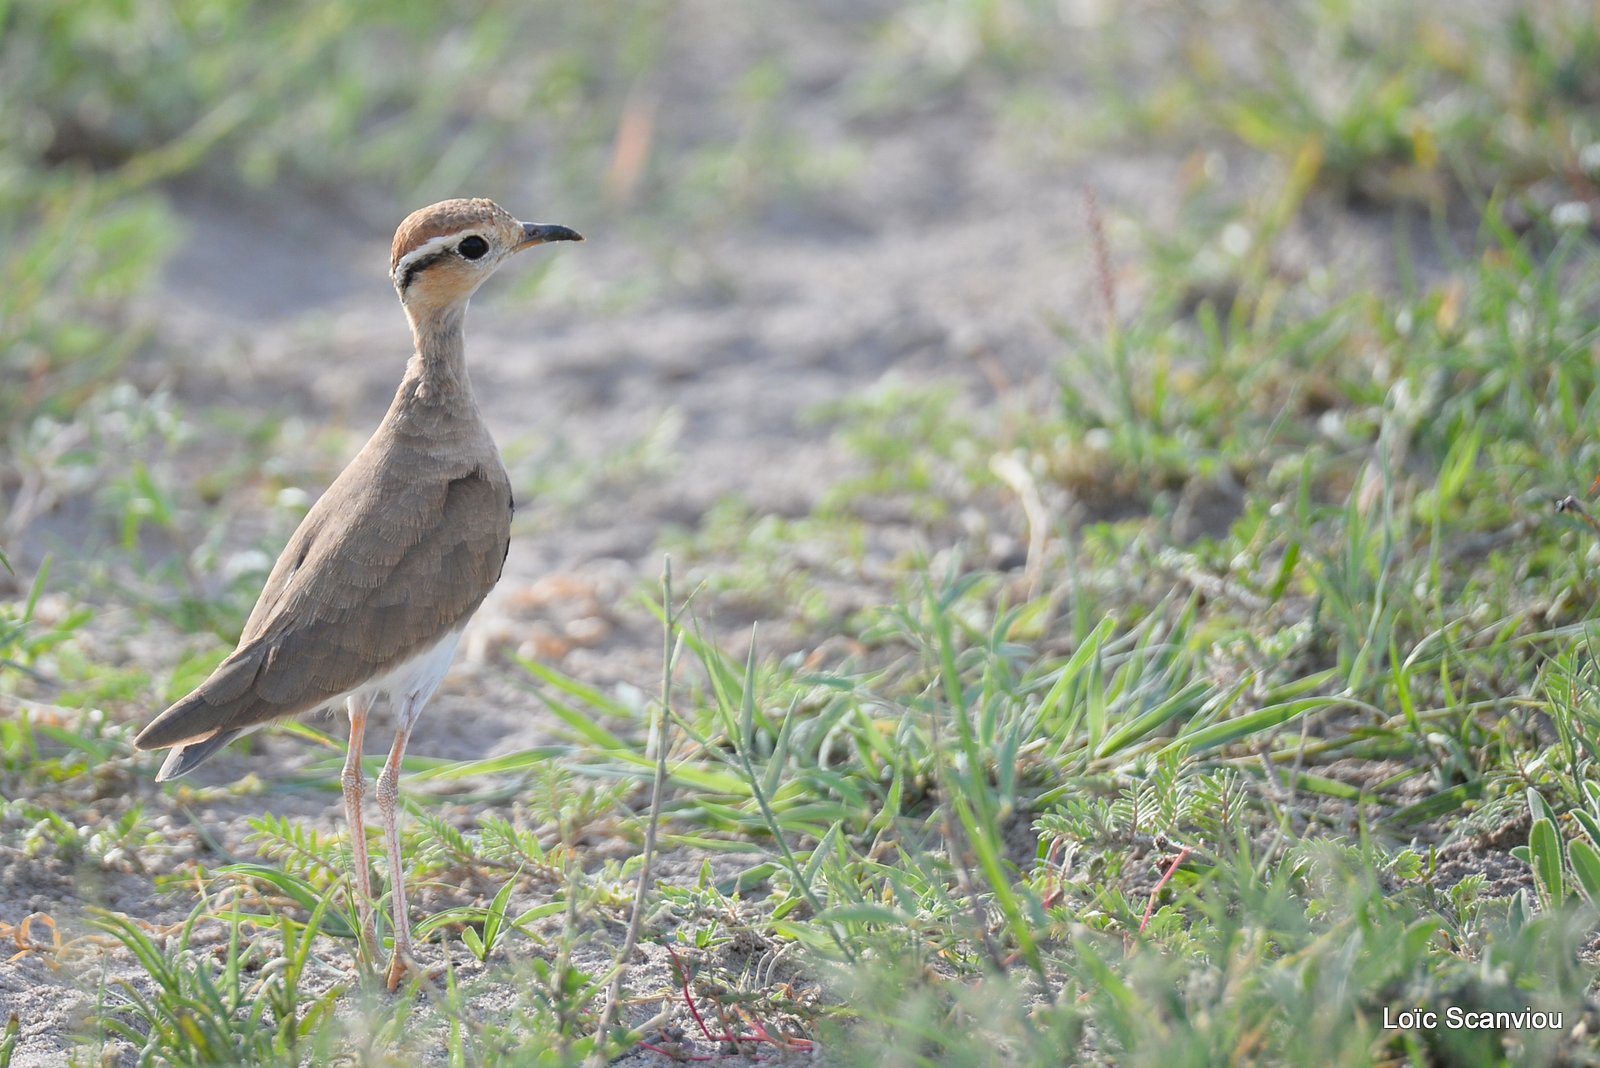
[385,947,415,991]
[384,949,445,992]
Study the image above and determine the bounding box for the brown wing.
[134,462,511,752]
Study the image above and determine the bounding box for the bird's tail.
[155,730,242,780]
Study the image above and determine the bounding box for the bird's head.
[389,198,582,317]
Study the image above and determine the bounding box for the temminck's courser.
[135,198,582,990]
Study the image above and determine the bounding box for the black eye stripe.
[397,250,448,292]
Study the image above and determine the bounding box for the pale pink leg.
[373,634,457,990]
[377,719,416,991]
[343,693,379,959]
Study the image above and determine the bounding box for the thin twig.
[1083,184,1118,342]
[586,557,677,1066]
[990,451,1049,601]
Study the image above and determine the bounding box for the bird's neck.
[400,303,475,410]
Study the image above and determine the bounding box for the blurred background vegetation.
[5,0,1598,428]
[9,0,1600,639]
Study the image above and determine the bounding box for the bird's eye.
[458,236,490,260]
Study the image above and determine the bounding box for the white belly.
[355,626,464,727]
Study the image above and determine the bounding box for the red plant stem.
[663,945,815,1053]
[1139,846,1192,934]
[668,946,721,1043]
[638,1041,712,1061]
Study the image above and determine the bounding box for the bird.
[134,198,582,990]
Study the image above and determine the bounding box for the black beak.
[516,222,583,250]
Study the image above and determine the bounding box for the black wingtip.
[153,729,241,780]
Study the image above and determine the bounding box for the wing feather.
[135,457,510,752]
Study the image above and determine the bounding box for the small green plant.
[88,888,343,1066]
[417,867,532,964]
[1516,786,1600,913]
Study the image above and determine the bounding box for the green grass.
[9,0,1600,1065]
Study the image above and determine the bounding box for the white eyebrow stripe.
[391,233,466,281]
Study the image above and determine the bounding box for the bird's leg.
[376,717,417,991]
[343,692,379,964]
